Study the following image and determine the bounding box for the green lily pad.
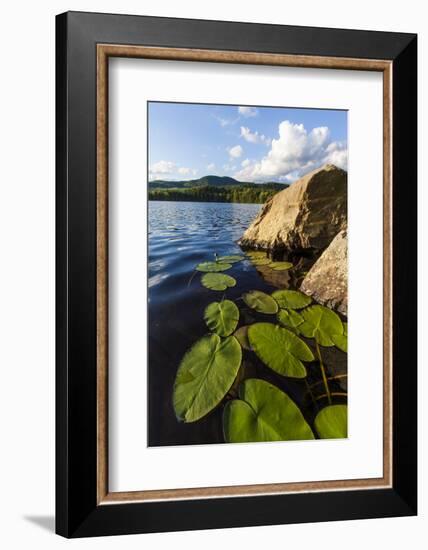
[332,322,348,352]
[223,378,315,443]
[173,334,242,423]
[218,255,244,263]
[196,261,232,272]
[315,404,348,439]
[277,308,304,330]
[248,322,314,378]
[251,258,272,266]
[272,289,312,309]
[299,305,344,346]
[234,325,252,350]
[201,273,236,291]
[243,290,278,314]
[204,300,240,337]
[246,251,266,259]
[269,261,293,271]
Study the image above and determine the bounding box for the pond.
[148,200,347,446]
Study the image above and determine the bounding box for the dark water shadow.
[23,515,55,533]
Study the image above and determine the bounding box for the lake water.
[148,200,347,446]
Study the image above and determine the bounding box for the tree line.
[148,184,284,204]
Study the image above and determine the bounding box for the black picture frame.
[56,11,417,538]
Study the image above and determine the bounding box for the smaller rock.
[300,230,347,316]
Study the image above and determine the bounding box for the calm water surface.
[148,201,346,446]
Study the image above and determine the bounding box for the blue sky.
[148,102,347,183]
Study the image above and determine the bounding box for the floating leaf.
[234,325,252,350]
[251,258,271,266]
[299,305,343,346]
[196,261,232,272]
[246,251,266,259]
[223,378,315,443]
[332,322,348,352]
[204,300,240,337]
[173,334,242,422]
[315,404,348,439]
[248,322,314,378]
[277,308,304,330]
[269,261,293,271]
[201,273,236,291]
[243,290,278,314]
[272,289,312,309]
[218,255,244,263]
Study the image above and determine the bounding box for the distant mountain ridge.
[149,175,286,190]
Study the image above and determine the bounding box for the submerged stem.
[315,392,347,402]
[304,379,318,411]
[187,270,198,288]
[315,340,332,405]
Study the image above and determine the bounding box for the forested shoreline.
[148,184,285,204]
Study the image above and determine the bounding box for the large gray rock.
[300,229,347,316]
[239,164,347,254]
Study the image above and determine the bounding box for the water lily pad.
[173,334,242,423]
[251,258,271,266]
[223,378,315,443]
[315,404,348,439]
[277,308,304,330]
[269,261,293,271]
[248,322,314,378]
[272,289,312,309]
[204,300,240,337]
[196,261,232,272]
[332,322,348,352]
[299,305,344,346]
[201,273,236,291]
[246,251,266,259]
[218,255,244,263]
[234,325,252,350]
[243,290,278,314]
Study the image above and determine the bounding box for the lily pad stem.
[304,379,318,411]
[187,270,198,288]
[315,340,332,405]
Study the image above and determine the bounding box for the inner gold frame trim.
[96,44,393,505]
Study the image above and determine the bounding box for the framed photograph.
[56,11,417,537]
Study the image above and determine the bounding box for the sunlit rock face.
[300,229,348,316]
[239,164,347,255]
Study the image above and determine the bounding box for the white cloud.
[228,144,243,159]
[212,114,238,127]
[219,117,232,127]
[149,160,176,176]
[178,166,191,175]
[238,106,258,117]
[234,120,347,182]
[240,126,271,146]
[241,158,251,168]
[324,141,348,170]
[149,160,198,180]
[207,163,216,171]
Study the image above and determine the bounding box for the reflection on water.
[148,201,346,447]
